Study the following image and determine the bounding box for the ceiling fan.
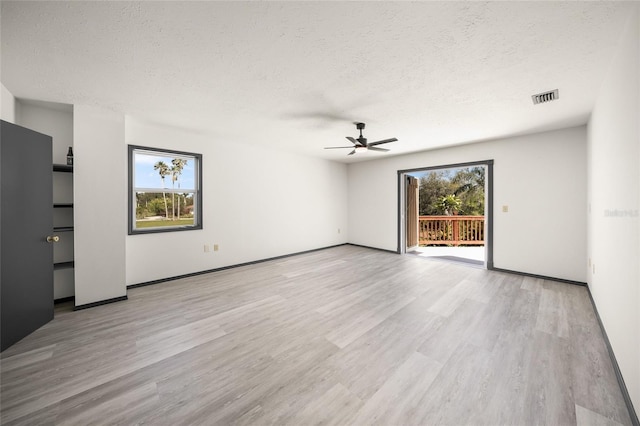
[324,123,398,155]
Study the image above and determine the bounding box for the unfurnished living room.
[0,1,638,425]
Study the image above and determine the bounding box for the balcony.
[418,215,485,246]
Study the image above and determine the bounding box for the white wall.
[1,82,15,123]
[16,100,73,163]
[74,105,127,306]
[125,118,348,285]
[588,5,639,413]
[348,126,587,282]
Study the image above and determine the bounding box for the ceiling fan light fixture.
[324,122,397,156]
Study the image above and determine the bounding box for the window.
[128,145,202,234]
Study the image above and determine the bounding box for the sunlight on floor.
[409,246,485,265]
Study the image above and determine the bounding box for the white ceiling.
[0,1,633,163]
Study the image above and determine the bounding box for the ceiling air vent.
[532,89,559,105]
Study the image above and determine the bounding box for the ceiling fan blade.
[348,149,356,155]
[368,138,398,146]
[324,146,354,149]
[287,111,354,122]
[367,146,389,152]
[346,136,362,146]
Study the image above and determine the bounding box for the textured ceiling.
[0,1,633,163]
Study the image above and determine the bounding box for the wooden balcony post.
[453,218,459,246]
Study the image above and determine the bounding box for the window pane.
[134,192,195,229]
[134,151,196,191]
[128,145,202,235]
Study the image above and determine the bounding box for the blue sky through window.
[408,167,461,180]
[134,152,196,190]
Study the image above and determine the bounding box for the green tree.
[436,194,462,215]
[153,161,170,218]
[147,197,173,216]
[136,206,148,220]
[418,171,454,215]
[417,167,485,216]
[452,167,485,215]
[171,158,187,220]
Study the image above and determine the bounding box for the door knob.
[46,235,60,243]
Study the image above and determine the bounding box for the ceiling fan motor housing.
[356,123,366,145]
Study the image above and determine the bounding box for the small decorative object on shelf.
[66,147,73,166]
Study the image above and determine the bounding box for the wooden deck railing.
[419,215,485,246]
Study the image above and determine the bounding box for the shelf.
[54,261,74,270]
[53,164,73,173]
[53,161,74,298]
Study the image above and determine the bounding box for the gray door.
[1,120,54,352]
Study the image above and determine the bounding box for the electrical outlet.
[213,244,219,251]
[592,263,596,274]
[204,244,210,253]
[338,228,341,234]
[502,205,509,213]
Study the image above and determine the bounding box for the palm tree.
[171,158,187,220]
[438,194,462,216]
[452,167,485,215]
[453,167,485,196]
[153,161,170,219]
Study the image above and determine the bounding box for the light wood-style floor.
[0,245,632,425]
